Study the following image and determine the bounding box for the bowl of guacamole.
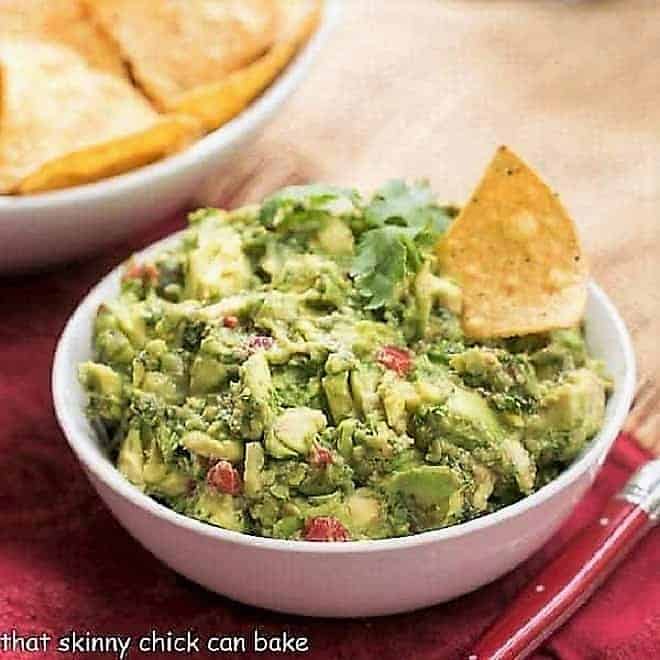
[54,153,635,615]
[76,179,614,541]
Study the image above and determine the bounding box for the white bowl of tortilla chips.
[0,0,339,272]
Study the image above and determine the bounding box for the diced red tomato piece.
[303,516,350,542]
[123,262,142,280]
[309,446,334,467]
[206,460,242,495]
[376,345,412,376]
[123,262,159,286]
[246,335,274,353]
[144,264,159,282]
[223,315,239,329]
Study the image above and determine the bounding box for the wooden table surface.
[214,0,659,449]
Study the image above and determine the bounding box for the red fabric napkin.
[1,216,658,660]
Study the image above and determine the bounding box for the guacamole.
[79,182,609,541]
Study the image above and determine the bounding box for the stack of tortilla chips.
[0,0,321,194]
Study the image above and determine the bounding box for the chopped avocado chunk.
[350,366,382,418]
[388,465,463,531]
[193,489,245,532]
[388,466,461,509]
[79,362,122,397]
[243,351,272,401]
[233,352,274,441]
[190,355,228,395]
[414,262,462,334]
[347,489,381,531]
[118,427,144,487]
[244,442,265,497]
[185,223,251,302]
[322,372,355,423]
[182,431,243,463]
[268,407,327,456]
[143,441,190,497]
[413,386,536,493]
[524,368,606,464]
[106,301,147,348]
[79,362,124,423]
[316,216,355,256]
[378,372,418,433]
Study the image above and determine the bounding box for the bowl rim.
[52,234,636,554]
[0,0,342,212]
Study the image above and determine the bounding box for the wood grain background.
[211,0,659,450]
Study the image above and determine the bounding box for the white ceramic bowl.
[52,238,635,616]
[0,0,341,274]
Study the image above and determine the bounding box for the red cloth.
[1,216,658,660]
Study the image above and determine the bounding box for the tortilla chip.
[273,0,324,42]
[168,0,323,131]
[0,39,199,194]
[439,146,587,338]
[17,116,198,194]
[0,0,125,76]
[86,0,279,109]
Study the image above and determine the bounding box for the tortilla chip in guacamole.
[439,146,587,338]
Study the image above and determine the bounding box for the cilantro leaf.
[259,184,362,230]
[352,180,452,309]
[351,226,421,309]
[365,180,452,235]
